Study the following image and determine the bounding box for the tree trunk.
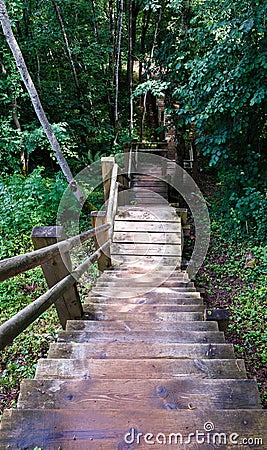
[51,0,82,101]
[0,0,85,205]
[113,0,123,144]
[128,0,133,138]
[1,59,27,176]
[139,9,151,81]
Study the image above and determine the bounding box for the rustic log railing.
[0,156,129,350]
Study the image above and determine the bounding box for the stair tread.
[35,358,247,380]
[85,312,204,321]
[57,330,225,344]
[66,320,218,331]
[86,297,203,305]
[18,378,261,410]
[48,342,235,359]
[1,409,266,450]
[84,305,204,314]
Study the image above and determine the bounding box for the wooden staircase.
[0,158,266,449]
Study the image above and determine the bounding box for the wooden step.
[84,304,204,314]
[114,220,180,232]
[96,278,193,287]
[111,243,181,256]
[86,296,202,305]
[18,378,261,411]
[116,207,179,222]
[102,268,188,278]
[97,277,189,287]
[1,409,265,449]
[96,278,189,287]
[113,231,181,244]
[94,283,195,291]
[83,311,204,321]
[56,330,225,344]
[130,198,168,205]
[48,342,236,359]
[91,289,200,297]
[34,358,247,380]
[111,254,181,267]
[66,320,218,332]
[129,190,168,197]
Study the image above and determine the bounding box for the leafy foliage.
[155,0,267,240]
[0,168,67,258]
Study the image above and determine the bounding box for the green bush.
[0,167,67,258]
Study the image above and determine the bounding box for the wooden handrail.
[0,223,110,282]
[0,153,127,348]
[0,240,110,350]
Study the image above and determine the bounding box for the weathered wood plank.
[34,358,247,380]
[48,342,236,359]
[94,281,194,290]
[66,320,217,332]
[113,232,181,244]
[57,330,225,344]
[1,409,266,449]
[91,288,200,297]
[83,311,204,322]
[111,255,181,267]
[114,221,180,232]
[116,207,178,222]
[129,198,168,205]
[86,296,202,305]
[31,226,83,328]
[96,278,191,289]
[101,268,187,278]
[130,190,167,196]
[84,304,204,315]
[18,378,261,411]
[111,243,181,256]
[97,276,188,286]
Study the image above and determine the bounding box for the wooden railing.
[0,156,130,350]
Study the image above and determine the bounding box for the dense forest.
[0,0,266,411]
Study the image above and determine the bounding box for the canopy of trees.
[0,0,266,239]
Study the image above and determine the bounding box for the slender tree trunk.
[51,0,82,100]
[108,0,115,129]
[0,0,85,204]
[1,59,27,176]
[128,0,133,138]
[113,0,123,144]
[139,9,151,81]
[11,98,28,176]
[140,9,162,141]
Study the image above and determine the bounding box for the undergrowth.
[195,175,267,407]
[0,169,102,418]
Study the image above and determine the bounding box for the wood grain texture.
[18,378,261,410]
[114,221,180,232]
[113,231,181,243]
[47,341,236,360]
[56,330,225,344]
[34,358,247,380]
[66,320,217,332]
[1,409,266,450]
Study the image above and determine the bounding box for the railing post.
[101,156,115,203]
[31,226,83,328]
[91,211,111,273]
